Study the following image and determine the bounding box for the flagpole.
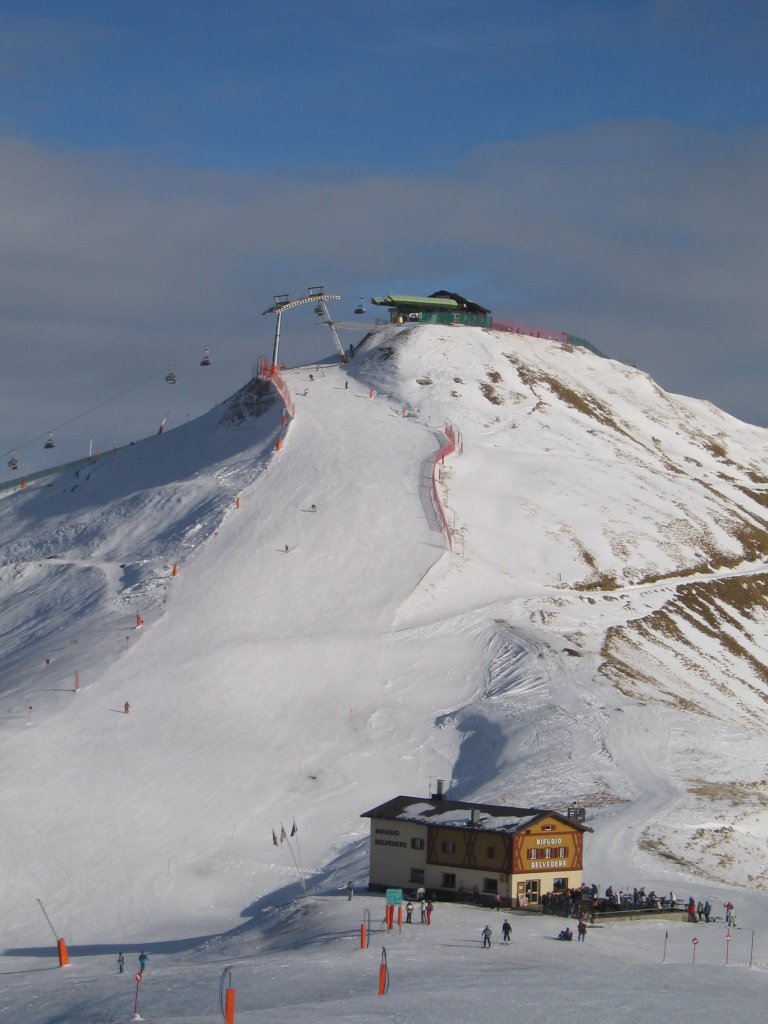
[281,823,308,897]
[291,820,307,895]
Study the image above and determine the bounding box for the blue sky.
[1,1,768,475]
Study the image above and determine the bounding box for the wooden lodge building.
[362,786,591,907]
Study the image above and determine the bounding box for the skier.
[311,504,316,512]
[481,925,492,948]
[123,702,130,714]
[138,951,148,974]
[345,380,349,390]
[577,919,587,942]
[405,901,413,924]
[284,545,289,554]
[117,952,125,974]
[703,900,712,923]
[501,919,511,943]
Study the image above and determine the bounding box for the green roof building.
[371,290,492,328]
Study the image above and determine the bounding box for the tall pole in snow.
[280,826,307,897]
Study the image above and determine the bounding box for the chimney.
[433,779,445,800]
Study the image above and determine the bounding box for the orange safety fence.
[257,356,295,421]
[492,318,568,346]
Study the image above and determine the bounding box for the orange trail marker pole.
[224,987,235,1024]
[136,613,143,628]
[378,947,389,996]
[172,562,178,577]
[36,899,68,966]
[74,672,80,693]
[220,967,236,1023]
[236,496,241,509]
[133,972,142,1016]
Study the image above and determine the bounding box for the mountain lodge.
[362,785,592,907]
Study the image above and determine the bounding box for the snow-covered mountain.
[2,323,768,1022]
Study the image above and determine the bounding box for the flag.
[272,828,278,847]
[291,820,298,837]
[280,825,287,843]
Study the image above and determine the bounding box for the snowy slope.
[1,323,768,1022]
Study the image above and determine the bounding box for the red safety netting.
[492,319,568,346]
[257,356,295,420]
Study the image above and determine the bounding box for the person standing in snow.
[697,900,704,921]
[493,893,502,911]
[117,952,125,973]
[405,901,413,924]
[724,901,734,927]
[577,919,587,942]
[420,899,427,923]
[426,900,433,925]
[703,900,711,923]
[481,925,492,948]
[501,919,511,943]
[138,951,148,974]
[687,898,697,922]
[123,702,130,714]
[347,881,354,901]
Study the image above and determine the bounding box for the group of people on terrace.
[543,883,733,922]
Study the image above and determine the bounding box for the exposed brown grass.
[688,780,768,806]
[479,381,503,405]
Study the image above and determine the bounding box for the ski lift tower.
[262,286,346,373]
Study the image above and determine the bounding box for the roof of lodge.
[371,294,459,309]
[362,795,592,834]
[369,290,491,315]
